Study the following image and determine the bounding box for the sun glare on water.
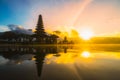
[79,28,94,40]
[81,51,90,58]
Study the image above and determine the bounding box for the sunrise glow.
[79,28,94,40]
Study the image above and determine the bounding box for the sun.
[79,28,94,40]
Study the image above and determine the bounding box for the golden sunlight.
[79,28,94,40]
[81,51,91,58]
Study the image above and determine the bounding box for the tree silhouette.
[63,36,68,44]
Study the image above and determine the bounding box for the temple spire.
[35,14,46,37]
[37,15,43,25]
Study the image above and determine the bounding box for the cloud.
[0,24,33,35]
[8,24,33,35]
[0,25,10,32]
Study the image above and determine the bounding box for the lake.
[0,45,120,80]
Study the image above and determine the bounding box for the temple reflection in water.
[0,46,67,79]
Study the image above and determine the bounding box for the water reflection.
[81,51,90,58]
[0,46,59,80]
[0,45,120,80]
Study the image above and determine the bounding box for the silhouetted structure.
[0,14,59,44]
[33,15,45,43]
[34,15,47,43]
[32,14,58,44]
[35,15,45,36]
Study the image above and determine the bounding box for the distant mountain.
[7,24,33,35]
[11,30,33,35]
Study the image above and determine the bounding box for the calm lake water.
[0,45,120,80]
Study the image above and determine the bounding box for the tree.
[63,36,68,44]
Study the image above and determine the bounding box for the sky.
[0,0,120,35]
